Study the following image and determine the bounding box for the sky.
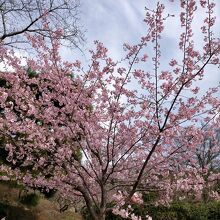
[60,0,220,91]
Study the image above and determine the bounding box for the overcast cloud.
[61,0,220,89]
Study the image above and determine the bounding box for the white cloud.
[61,0,220,90]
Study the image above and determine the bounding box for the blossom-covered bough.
[0,1,220,220]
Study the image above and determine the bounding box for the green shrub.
[105,201,220,220]
[0,180,24,189]
[20,193,40,207]
[0,202,8,218]
[146,201,220,220]
[207,201,220,220]
[7,205,36,220]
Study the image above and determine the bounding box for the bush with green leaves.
[20,193,40,207]
[104,201,220,220]
[0,202,8,219]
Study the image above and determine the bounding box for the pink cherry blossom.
[0,1,219,220]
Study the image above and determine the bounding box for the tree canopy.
[0,1,220,220]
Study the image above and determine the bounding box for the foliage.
[107,201,220,220]
[148,201,220,220]
[0,1,220,220]
[0,202,8,219]
[5,205,36,220]
[0,179,24,189]
[20,193,40,207]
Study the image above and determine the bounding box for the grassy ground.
[0,183,83,220]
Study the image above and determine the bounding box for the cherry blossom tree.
[0,0,220,219]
